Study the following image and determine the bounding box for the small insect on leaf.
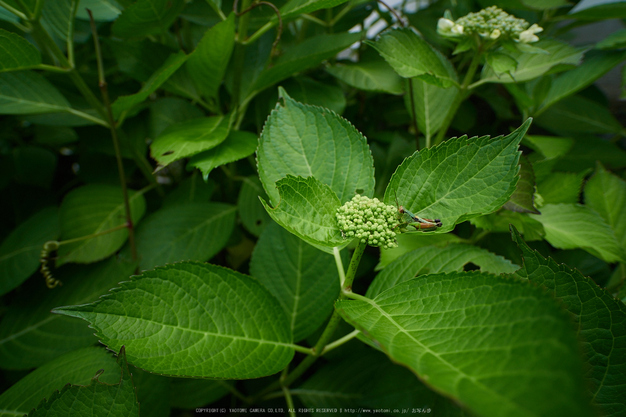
[394,191,442,231]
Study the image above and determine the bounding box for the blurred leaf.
[522,135,573,159]
[135,203,236,271]
[280,0,350,20]
[299,349,468,416]
[479,40,583,85]
[53,262,295,379]
[0,29,41,72]
[512,227,626,417]
[535,94,624,135]
[75,0,122,21]
[406,78,459,140]
[596,28,626,50]
[41,0,77,41]
[367,27,457,88]
[584,163,626,251]
[537,171,588,205]
[0,257,136,369]
[169,379,232,409]
[531,203,626,263]
[27,347,139,417]
[378,233,463,269]
[384,120,530,233]
[12,146,57,188]
[0,207,59,296]
[251,222,341,342]
[106,39,172,82]
[149,97,203,137]
[326,60,403,95]
[187,130,258,179]
[57,184,146,266]
[280,76,347,115]
[471,210,545,241]
[260,175,345,253]
[150,114,231,166]
[569,0,626,19]
[553,136,626,172]
[367,243,519,298]
[112,0,185,39]
[187,13,235,101]
[504,155,539,214]
[337,271,592,417]
[237,176,272,237]
[247,32,361,101]
[540,50,626,111]
[0,71,70,114]
[257,89,374,205]
[112,51,188,118]
[0,347,120,417]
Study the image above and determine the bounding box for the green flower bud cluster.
[438,6,542,43]
[336,195,398,249]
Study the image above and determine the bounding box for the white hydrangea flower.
[490,29,501,39]
[518,24,543,43]
[336,195,399,249]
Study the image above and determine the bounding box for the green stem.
[330,3,353,26]
[243,21,275,45]
[0,0,27,19]
[280,368,296,417]
[323,329,360,353]
[232,0,253,105]
[301,13,327,26]
[30,20,108,122]
[57,223,128,247]
[433,52,482,146]
[333,246,346,286]
[407,78,420,150]
[88,10,138,262]
[251,241,367,403]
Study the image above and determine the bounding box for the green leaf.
[522,135,573,159]
[135,203,236,270]
[541,51,626,111]
[530,203,626,263]
[27,347,139,417]
[584,163,626,251]
[187,13,235,101]
[150,113,231,166]
[250,222,341,342]
[280,76,347,115]
[112,0,186,39]
[107,38,172,82]
[0,29,41,72]
[511,227,626,417]
[0,71,70,114]
[406,78,459,140]
[596,29,626,50]
[553,135,626,172]
[326,60,403,95]
[367,27,457,87]
[169,379,232,409]
[367,243,519,298]
[149,97,203,137]
[470,210,545,241]
[112,51,188,118]
[568,0,626,19]
[378,233,462,269]
[237,176,272,237]
[336,271,593,417]
[257,90,374,205]
[187,130,258,179]
[280,0,349,20]
[299,349,467,415]
[53,262,295,379]
[0,257,136,369]
[384,120,530,233]
[41,0,78,41]
[503,156,539,214]
[535,95,624,135]
[248,32,362,100]
[260,175,345,252]
[57,184,146,266]
[479,40,583,84]
[485,51,518,75]
[537,171,588,205]
[0,347,120,417]
[0,207,59,296]
[75,0,122,21]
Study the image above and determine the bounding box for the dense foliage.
[0,0,625,416]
